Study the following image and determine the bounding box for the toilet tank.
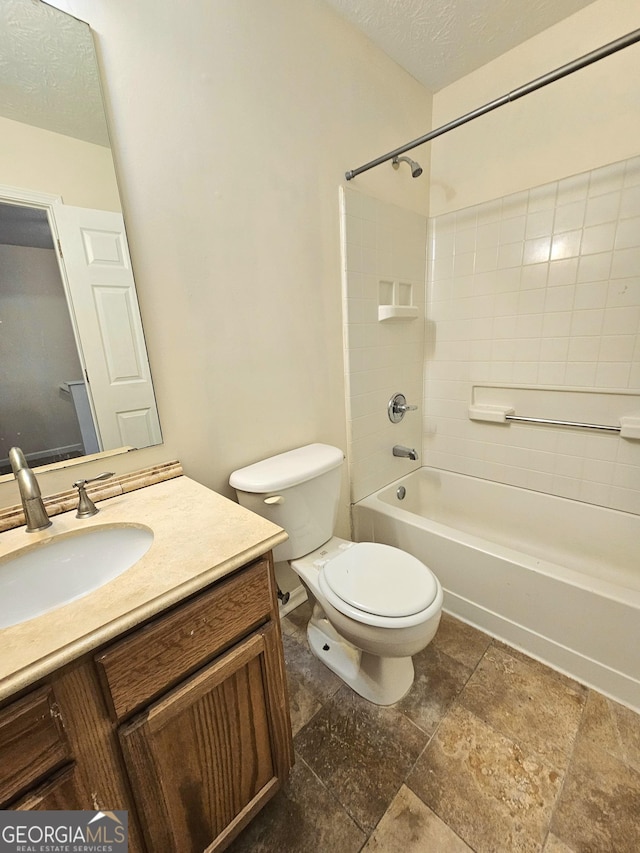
[229,444,344,562]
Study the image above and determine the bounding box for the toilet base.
[307,613,414,705]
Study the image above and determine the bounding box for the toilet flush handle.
[264,495,284,505]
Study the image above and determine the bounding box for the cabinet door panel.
[0,686,70,806]
[119,624,288,853]
[12,765,85,811]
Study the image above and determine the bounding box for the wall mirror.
[0,0,162,477]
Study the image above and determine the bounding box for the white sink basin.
[0,525,153,629]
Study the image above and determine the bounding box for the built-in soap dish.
[378,280,419,321]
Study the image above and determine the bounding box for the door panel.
[54,204,161,450]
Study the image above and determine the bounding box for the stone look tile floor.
[228,603,640,853]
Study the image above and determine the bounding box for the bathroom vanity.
[0,473,292,852]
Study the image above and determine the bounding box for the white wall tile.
[544,285,575,313]
[588,162,626,197]
[570,308,603,336]
[602,306,640,336]
[500,215,526,244]
[422,156,640,516]
[548,257,579,287]
[550,230,582,260]
[577,252,612,283]
[344,164,639,516]
[342,188,426,501]
[520,263,549,290]
[584,192,621,226]
[556,173,589,206]
[568,336,600,362]
[615,216,640,250]
[606,278,640,308]
[573,281,608,310]
[524,237,551,264]
[610,247,640,279]
[620,185,640,219]
[554,201,585,233]
[581,223,616,255]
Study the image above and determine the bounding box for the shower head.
[392,155,423,178]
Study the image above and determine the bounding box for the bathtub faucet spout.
[393,445,419,461]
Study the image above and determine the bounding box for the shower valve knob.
[388,393,418,423]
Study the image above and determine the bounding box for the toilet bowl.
[229,443,443,705]
[292,537,443,704]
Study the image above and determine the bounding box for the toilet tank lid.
[229,443,344,492]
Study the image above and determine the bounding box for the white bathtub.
[353,467,640,712]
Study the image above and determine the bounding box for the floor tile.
[458,644,586,764]
[395,643,474,735]
[550,728,640,852]
[492,641,587,697]
[281,599,312,644]
[227,754,366,853]
[282,631,341,722]
[577,690,640,773]
[432,612,492,669]
[295,684,429,832]
[543,834,575,852]
[275,602,640,853]
[285,669,323,736]
[407,703,563,853]
[362,784,473,852]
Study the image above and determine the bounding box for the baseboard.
[279,583,307,619]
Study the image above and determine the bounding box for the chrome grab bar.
[504,415,621,433]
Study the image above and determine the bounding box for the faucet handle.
[388,392,418,423]
[72,472,114,519]
[73,472,115,489]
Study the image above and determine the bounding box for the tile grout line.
[541,685,590,852]
[398,637,494,853]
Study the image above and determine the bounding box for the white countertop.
[0,475,287,702]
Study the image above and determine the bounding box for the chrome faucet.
[8,447,52,533]
[393,445,419,461]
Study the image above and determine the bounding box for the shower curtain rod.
[345,27,640,181]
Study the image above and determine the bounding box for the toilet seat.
[317,542,439,626]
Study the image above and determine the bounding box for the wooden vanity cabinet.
[97,553,294,852]
[117,622,290,851]
[0,668,143,849]
[0,552,293,853]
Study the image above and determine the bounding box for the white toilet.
[230,443,443,705]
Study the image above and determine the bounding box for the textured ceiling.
[323,0,599,91]
[0,0,109,146]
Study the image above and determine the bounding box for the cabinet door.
[119,622,292,853]
[12,765,85,811]
[0,686,71,807]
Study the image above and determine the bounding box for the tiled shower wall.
[341,187,427,502]
[425,156,640,515]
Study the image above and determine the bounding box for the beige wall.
[430,0,640,216]
[0,0,431,528]
[0,116,121,210]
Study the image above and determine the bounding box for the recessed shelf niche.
[378,279,418,321]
